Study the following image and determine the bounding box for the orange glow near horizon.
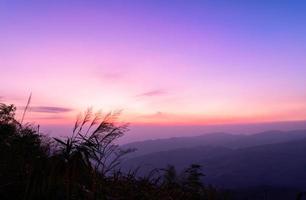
[15,104,306,127]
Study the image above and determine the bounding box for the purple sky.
[1,1,306,138]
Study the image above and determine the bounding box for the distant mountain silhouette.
[225,129,306,148]
[123,130,306,157]
[123,130,306,189]
[123,132,243,157]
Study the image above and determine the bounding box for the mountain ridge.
[123,129,306,157]
[123,130,306,189]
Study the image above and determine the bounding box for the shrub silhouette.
[0,103,224,200]
[0,103,49,199]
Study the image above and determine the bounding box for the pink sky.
[1,1,306,127]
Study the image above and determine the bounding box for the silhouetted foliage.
[162,165,179,187]
[0,103,49,199]
[0,103,225,200]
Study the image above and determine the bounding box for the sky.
[1,0,306,130]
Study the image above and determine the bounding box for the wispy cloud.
[94,66,127,81]
[27,106,73,113]
[102,72,125,80]
[136,89,167,97]
[142,111,164,118]
[134,111,173,124]
[30,115,68,120]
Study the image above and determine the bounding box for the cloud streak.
[28,106,73,113]
[102,72,125,80]
[137,89,167,97]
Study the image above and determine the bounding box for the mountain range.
[122,130,306,190]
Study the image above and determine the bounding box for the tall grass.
[0,103,227,200]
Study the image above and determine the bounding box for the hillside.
[124,130,306,157]
[123,137,306,189]
[123,132,243,157]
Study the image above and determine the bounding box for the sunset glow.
[1,1,306,126]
